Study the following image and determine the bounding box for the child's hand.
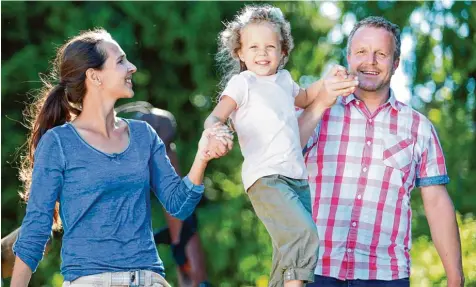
[314,65,359,110]
[206,135,231,158]
[198,123,234,161]
[211,122,234,152]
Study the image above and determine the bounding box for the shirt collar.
[341,89,402,111]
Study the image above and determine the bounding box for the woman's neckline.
[66,118,132,158]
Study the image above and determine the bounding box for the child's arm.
[294,80,324,109]
[298,65,358,147]
[203,96,237,157]
[294,66,358,109]
[204,96,237,129]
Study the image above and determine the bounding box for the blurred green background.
[1,1,475,286]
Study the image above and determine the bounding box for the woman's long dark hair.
[19,28,111,230]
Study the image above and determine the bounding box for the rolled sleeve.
[170,176,204,219]
[13,131,64,272]
[416,124,449,187]
[416,175,450,187]
[182,175,205,194]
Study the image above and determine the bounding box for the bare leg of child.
[285,280,304,287]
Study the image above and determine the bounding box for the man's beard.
[358,79,388,92]
[354,65,394,92]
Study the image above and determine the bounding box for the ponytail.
[32,83,70,149]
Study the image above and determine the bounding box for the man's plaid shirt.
[304,91,449,280]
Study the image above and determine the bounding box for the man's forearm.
[424,190,464,286]
[298,102,327,148]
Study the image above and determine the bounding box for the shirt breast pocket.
[382,135,414,172]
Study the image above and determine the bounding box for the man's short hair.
[347,16,401,60]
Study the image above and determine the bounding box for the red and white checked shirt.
[304,91,449,280]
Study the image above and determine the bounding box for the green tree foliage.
[1,2,474,286]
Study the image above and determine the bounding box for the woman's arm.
[148,124,231,220]
[11,131,64,286]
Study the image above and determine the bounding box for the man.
[300,17,464,286]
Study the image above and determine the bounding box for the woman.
[11,28,232,287]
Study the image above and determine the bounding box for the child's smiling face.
[238,22,284,76]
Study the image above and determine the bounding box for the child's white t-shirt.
[221,69,308,190]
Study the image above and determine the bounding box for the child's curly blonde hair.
[216,5,294,89]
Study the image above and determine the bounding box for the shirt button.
[366,140,371,146]
[347,248,352,253]
[357,194,362,200]
[352,222,357,227]
[363,167,368,172]
[368,119,373,123]
[356,100,360,105]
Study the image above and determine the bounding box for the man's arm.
[421,184,464,287]
[297,65,358,148]
[298,100,328,149]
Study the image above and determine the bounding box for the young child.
[204,5,358,287]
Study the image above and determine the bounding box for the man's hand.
[313,65,358,110]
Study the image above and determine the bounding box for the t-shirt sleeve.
[220,74,247,108]
[281,69,301,98]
